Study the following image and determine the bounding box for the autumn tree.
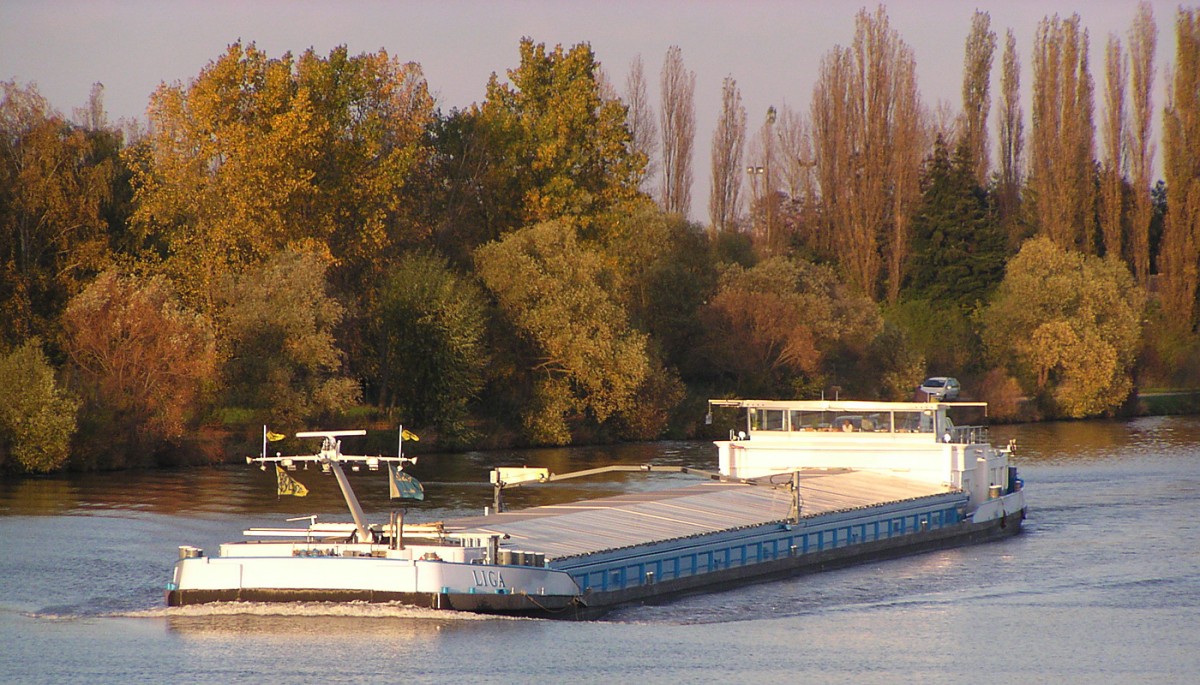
[295,47,435,284]
[624,55,659,197]
[214,249,360,426]
[981,237,1143,418]
[1100,32,1127,259]
[696,256,881,398]
[130,43,317,309]
[811,46,854,263]
[61,270,217,467]
[709,76,745,234]
[1028,14,1096,252]
[474,220,654,445]
[368,252,489,441]
[425,108,501,264]
[810,6,924,300]
[960,10,996,186]
[1160,8,1200,328]
[0,81,118,346]
[474,39,643,236]
[0,340,78,473]
[660,45,695,217]
[130,42,435,311]
[1127,2,1157,285]
[997,28,1025,239]
[594,198,715,380]
[885,46,924,303]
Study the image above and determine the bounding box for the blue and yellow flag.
[401,429,419,442]
[388,463,424,500]
[266,431,286,442]
[276,465,309,497]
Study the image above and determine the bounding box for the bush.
[0,340,78,473]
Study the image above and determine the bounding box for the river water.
[2,417,1198,684]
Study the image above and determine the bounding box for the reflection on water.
[0,441,716,521]
[991,414,1200,463]
[153,602,517,640]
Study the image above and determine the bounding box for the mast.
[295,431,372,544]
[248,428,418,544]
[327,457,373,543]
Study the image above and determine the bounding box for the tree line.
[1,4,1197,472]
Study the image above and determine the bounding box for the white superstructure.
[709,398,1025,522]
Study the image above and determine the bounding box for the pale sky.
[0,0,1182,218]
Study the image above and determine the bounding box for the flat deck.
[443,469,957,561]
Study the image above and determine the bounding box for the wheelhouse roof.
[707,399,986,412]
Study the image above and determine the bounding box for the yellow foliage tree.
[0,81,116,344]
[474,220,653,444]
[981,237,1143,418]
[0,340,78,473]
[128,42,434,311]
[477,39,643,233]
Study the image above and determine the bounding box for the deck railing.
[949,425,990,445]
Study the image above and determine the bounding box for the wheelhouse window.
[749,408,787,431]
[895,410,935,433]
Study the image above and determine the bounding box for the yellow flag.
[401,429,420,442]
[266,431,286,442]
[276,465,308,497]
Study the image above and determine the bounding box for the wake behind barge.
[167,400,1026,618]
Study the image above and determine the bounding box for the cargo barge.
[167,400,1026,618]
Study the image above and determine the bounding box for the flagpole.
[262,425,267,460]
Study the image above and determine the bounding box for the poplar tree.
[776,104,813,203]
[1029,14,1096,252]
[1128,2,1157,286]
[624,55,658,197]
[1100,32,1127,260]
[810,6,923,300]
[997,29,1025,240]
[1161,8,1200,328]
[961,10,997,187]
[775,104,818,255]
[745,106,782,253]
[709,76,745,234]
[660,45,695,217]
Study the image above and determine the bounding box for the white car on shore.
[920,376,960,400]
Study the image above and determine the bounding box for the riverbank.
[10,390,1200,475]
[1133,390,1200,415]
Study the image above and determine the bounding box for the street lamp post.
[746,106,777,252]
[746,165,764,241]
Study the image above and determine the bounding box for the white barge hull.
[167,555,583,614]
